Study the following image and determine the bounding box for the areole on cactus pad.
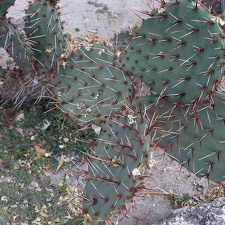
[24,0,66,70]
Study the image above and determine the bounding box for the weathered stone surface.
[153,197,225,225]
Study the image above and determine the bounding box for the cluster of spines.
[110,24,139,52]
[0,18,35,72]
[24,0,66,70]
[200,0,222,14]
[0,17,39,106]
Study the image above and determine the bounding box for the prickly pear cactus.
[122,0,225,105]
[52,43,131,124]
[0,0,66,105]
[0,17,39,105]
[149,91,225,183]
[0,19,35,72]
[1,0,225,223]
[83,104,152,223]
[24,0,65,69]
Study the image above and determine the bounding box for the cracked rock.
[154,197,225,225]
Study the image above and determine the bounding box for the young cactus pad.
[83,110,152,223]
[122,0,225,105]
[53,44,131,124]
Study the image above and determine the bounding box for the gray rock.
[153,197,225,225]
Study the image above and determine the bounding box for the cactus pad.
[122,0,225,105]
[83,109,152,223]
[150,91,225,182]
[53,43,131,124]
[25,0,65,69]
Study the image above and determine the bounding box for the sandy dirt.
[2,1,217,224]
[7,0,153,39]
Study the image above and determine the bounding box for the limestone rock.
[153,197,225,225]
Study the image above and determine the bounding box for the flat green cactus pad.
[53,44,131,124]
[25,0,65,69]
[83,110,151,223]
[0,19,35,72]
[122,0,225,105]
[149,91,225,182]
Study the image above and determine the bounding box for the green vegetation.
[0,101,96,224]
